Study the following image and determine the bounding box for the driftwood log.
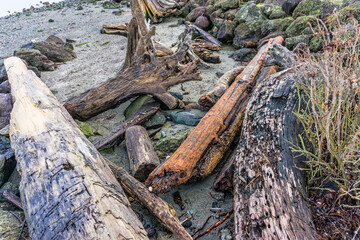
[146,37,283,193]
[233,69,317,239]
[93,102,160,149]
[64,0,201,120]
[125,125,160,181]
[140,0,186,23]
[198,65,245,107]
[106,160,193,240]
[4,57,148,240]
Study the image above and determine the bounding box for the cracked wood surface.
[5,57,148,240]
[233,69,317,239]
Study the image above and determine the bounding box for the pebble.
[182,219,192,228]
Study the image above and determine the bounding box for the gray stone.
[266,44,294,67]
[233,48,257,62]
[233,20,263,49]
[285,16,310,37]
[0,93,12,130]
[282,0,302,15]
[285,34,312,50]
[217,21,235,43]
[0,59,7,83]
[14,48,57,71]
[0,136,13,160]
[292,0,321,18]
[235,3,263,23]
[261,17,293,36]
[0,81,10,93]
[0,125,9,137]
[269,7,287,19]
[32,35,76,63]
[195,16,211,30]
[167,111,202,126]
[143,112,167,129]
[154,130,189,152]
[220,228,232,240]
[214,0,239,11]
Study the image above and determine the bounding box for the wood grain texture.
[146,37,283,193]
[125,125,160,181]
[5,57,148,240]
[233,69,317,239]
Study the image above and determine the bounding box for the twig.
[3,190,23,210]
[17,221,26,240]
[193,208,233,240]
[192,216,212,236]
[318,18,331,45]
[352,225,360,240]
[9,211,22,223]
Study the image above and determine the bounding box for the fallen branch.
[3,190,23,210]
[93,102,160,149]
[65,0,201,120]
[106,159,193,240]
[198,66,245,107]
[146,37,284,193]
[5,57,148,239]
[101,23,128,36]
[193,208,233,240]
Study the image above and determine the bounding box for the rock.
[13,48,57,71]
[181,220,192,228]
[0,60,7,83]
[224,9,237,20]
[320,0,336,19]
[75,120,94,138]
[292,0,321,18]
[235,3,263,23]
[29,66,41,78]
[269,7,287,19]
[209,9,225,28]
[32,35,76,62]
[233,48,257,62]
[293,42,310,57]
[0,210,27,239]
[217,21,235,43]
[143,112,166,129]
[170,92,183,100]
[310,35,323,52]
[261,17,293,36]
[266,44,294,67]
[285,16,310,37]
[220,228,232,240]
[167,111,202,126]
[124,95,153,119]
[146,228,156,237]
[282,0,302,15]
[186,6,206,22]
[214,0,239,11]
[154,130,188,152]
[285,34,312,50]
[153,131,162,140]
[0,170,21,202]
[0,125,9,137]
[0,136,16,187]
[195,16,211,30]
[0,81,10,93]
[338,2,360,21]
[233,20,263,49]
[0,94,12,130]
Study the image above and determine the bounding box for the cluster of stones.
[184,0,360,54]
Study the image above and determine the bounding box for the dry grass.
[292,15,360,238]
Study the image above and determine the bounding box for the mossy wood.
[107,160,193,240]
[233,69,317,239]
[64,0,201,121]
[146,37,284,193]
[125,125,160,181]
[4,57,148,240]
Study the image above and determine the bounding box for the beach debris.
[64,0,201,121]
[93,102,160,149]
[101,23,128,36]
[5,57,148,239]
[146,37,283,194]
[167,111,202,126]
[125,125,160,181]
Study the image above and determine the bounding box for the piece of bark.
[191,66,279,181]
[192,49,221,64]
[106,159,193,240]
[233,69,317,239]
[93,102,160,149]
[125,125,160,181]
[198,65,245,107]
[189,39,221,52]
[64,0,201,120]
[146,37,284,193]
[3,190,23,210]
[101,23,128,36]
[5,57,148,240]
[213,154,234,192]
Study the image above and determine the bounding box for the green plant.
[293,16,360,204]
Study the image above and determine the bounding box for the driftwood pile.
[3,0,317,239]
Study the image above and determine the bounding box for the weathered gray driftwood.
[233,69,317,239]
[5,57,148,240]
[125,125,160,181]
